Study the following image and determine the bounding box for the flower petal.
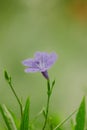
[46,52,58,68]
[25,68,40,73]
[22,52,58,74]
[34,52,49,61]
[22,58,34,67]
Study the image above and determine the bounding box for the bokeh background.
[0,0,87,129]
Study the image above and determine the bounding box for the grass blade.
[75,96,86,130]
[20,98,30,130]
[53,109,77,130]
[0,104,17,130]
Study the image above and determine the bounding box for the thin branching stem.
[9,82,23,117]
[4,71,23,117]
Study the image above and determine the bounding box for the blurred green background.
[0,0,87,129]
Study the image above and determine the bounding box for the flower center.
[35,61,45,70]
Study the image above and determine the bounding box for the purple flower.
[22,52,57,80]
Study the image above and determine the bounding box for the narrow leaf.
[53,109,77,130]
[4,70,11,83]
[71,119,75,130]
[4,70,9,81]
[52,80,55,87]
[0,104,17,130]
[75,96,86,130]
[20,98,30,130]
[8,109,20,129]
[50,80,55,94]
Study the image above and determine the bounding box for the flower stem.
[4,70,23,117]
[42,80,51,130]
[9,81,23,117]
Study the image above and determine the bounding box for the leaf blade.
[75,97,86,130]
[20,98,30,130]
[0,104,17,130]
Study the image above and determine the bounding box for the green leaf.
[48,114,62,130]
[75,97,86,130]
[4,70,9,81]
[71,119,75,130]
[53,109,77,130]
[50,80,55,94]
[52,80,55,88]
[8,109,20,129]
[20,98,30,130]
[4,70,11,83]
[0,104,17,130]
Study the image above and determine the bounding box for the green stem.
[9,82,23,117]
[53,109,77,130]
[42,94,50,130]
[42,80,51,130]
